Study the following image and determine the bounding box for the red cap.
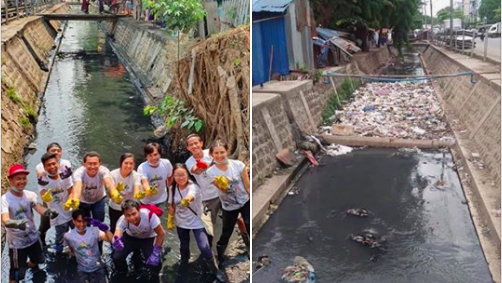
[7,164,30,178]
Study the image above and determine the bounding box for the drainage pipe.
[322,135,455,149]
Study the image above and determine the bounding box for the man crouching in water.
[111,200,165,281]
[64,210,113,283]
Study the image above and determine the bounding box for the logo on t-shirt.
[15,204,28,220]
[60,166,73,179]
[84,185,98,198]
[51,187,65,203]
[149,174,163,182]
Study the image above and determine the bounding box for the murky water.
[253,150,492,282]
[1,19,226,283]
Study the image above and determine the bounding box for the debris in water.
[303,150,319,167]
[256,255,271,270]
[326,144,353,156]
[349,231,386,250]
[281,256,316,283]
[346,208,369,217]
[337,82,448,139]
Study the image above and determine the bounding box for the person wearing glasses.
[167,164,227,282]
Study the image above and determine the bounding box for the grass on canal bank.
[322,78,361,124]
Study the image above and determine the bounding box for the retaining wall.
[1,4,68,193]
[101,19,192,102]
[422,46,501,187]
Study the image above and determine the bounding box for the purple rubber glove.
[84,217,109,232]
[145,245,162,266]
[112,236,124,251]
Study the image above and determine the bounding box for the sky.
[421,0,461,17]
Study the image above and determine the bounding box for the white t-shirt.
[206,160,249,211]
[137,159,173,205]
[1,191,41,249]
[37,175,73,226]
[64,226,102,272]
[168,183,204,230]
[73,166,112,204]
[36,159,73,180]
[109,169,142,211]
[185,149,219,201]
[116,208,161,239]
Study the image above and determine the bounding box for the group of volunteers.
[1,134,251,283]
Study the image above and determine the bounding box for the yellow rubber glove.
[145,183,158,196]
[180,198,191,208]
[63,198,80,211]
[167,215,175,230]
[214,175,230,193]
[110,190,124,205]
[41,189,53,203]
[116,182,125,192]
[134,190,146,200]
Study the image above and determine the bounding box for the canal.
[253,149,492,283]
[252,53,493,283]
[1,18,223,283]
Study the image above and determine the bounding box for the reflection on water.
[253,150,492,283]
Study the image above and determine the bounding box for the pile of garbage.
[335,82,450,140]
[281,256,316,283]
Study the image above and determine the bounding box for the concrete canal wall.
[1,4,68,193]
[422,46,501,188]
[100,19,191,104]
[251,47,393,188]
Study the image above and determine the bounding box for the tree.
[310,0,421,53]
[479,0,501,23]
[389,0,420,52]
[436,6,464,23]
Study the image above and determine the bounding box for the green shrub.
[24,106,38,123]
[6,87,23,104]
[19,116,31,130]
[322,78,360,124]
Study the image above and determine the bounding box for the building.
[252,0,314,86]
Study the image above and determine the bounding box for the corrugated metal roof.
[252,0,295,12]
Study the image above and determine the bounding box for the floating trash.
[346,208,369,217]
[281,256,316,283]
[336,82,449,140]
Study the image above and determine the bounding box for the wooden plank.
[204,1,219,35]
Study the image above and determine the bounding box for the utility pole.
[430,0,433,27]
[450,0,454,49]
[430,0,434,40]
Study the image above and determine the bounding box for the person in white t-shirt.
[184,134,221,247]
[167,164,227,282]
[1,164,59,283]
[37,152,74,254]
[35,142,72,246]
[205,140,250,266]
[67,151,120,223]
[64,209,113,283]
[111,200,165,279]
[137,143,173,206]
[109,153,143,233]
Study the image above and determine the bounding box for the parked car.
[487,22,501,37]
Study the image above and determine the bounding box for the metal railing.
[1,0,61,24]
[432,29,497,62]
[432,29,477,57]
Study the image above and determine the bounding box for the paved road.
[474,37,501,62]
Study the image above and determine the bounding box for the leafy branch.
[144,96,204,133]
